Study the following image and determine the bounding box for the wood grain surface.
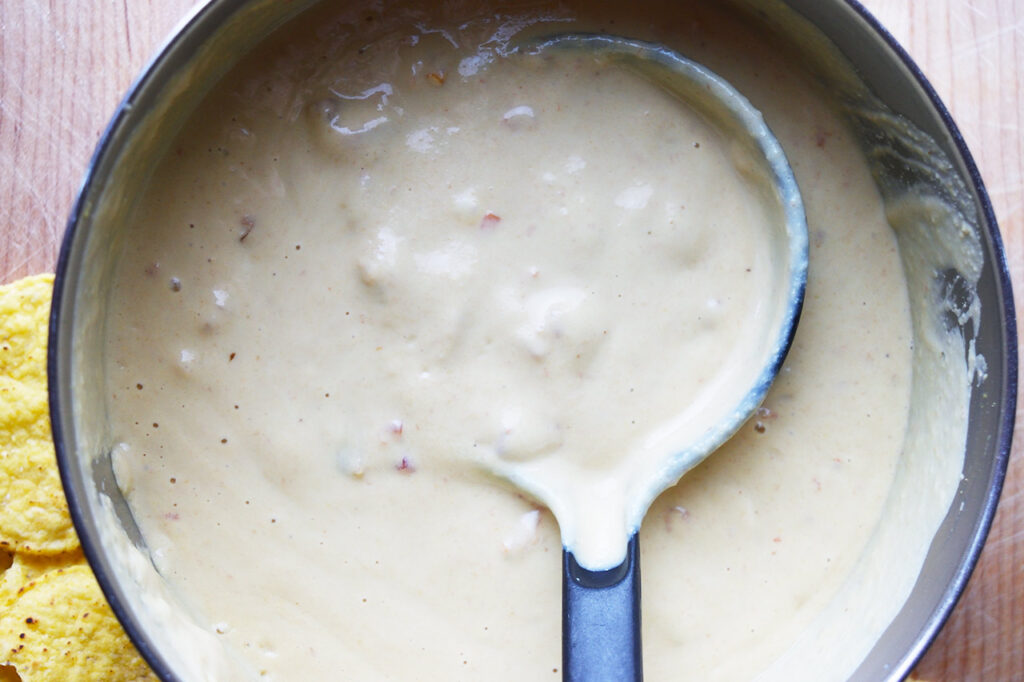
[0,1,1020,679]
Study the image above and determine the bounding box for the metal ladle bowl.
[505,34,810,681]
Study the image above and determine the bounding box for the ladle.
[510,34,809,681]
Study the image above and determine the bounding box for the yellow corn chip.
[0,274,51,390]
[0,274,78,555]
[0,550,84,609]
[0,564,155,681]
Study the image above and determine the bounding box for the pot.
[48,1,1016,679]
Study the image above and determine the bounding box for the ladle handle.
[563,534,643,682]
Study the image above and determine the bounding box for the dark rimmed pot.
[48,1,1016,680]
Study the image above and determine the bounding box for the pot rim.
[840,0,1017,676]
[47,2,1017,680]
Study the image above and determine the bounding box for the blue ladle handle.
[563,535,643,681]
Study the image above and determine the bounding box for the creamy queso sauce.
[105,2,921,680]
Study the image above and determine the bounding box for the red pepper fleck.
[240,215,255,241]
[480,213,502,230]
[396,456,415,472]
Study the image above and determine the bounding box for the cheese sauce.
[104,2,928,680]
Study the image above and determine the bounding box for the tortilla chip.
[0,564,155,681]
[0,275,51,390]
[0,551,84,609]
[0,275,78,555]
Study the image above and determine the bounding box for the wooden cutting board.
[0,1,1019,679]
